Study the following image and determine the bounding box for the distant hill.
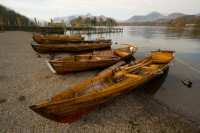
[52,13,117,26]
[0,4,35,27]
[127,12,165,22]
[167,13,185,19]
[127,12,187,23]
[120,12,200,27]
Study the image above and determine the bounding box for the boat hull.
[33,34,84,44]
[30,105,95,123]
[49,59,120,74]
[48,47,135,74]
[33,34,111,44]
[30,67,167,123]
[31,41,112,53]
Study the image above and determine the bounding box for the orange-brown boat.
[31,41,112,53]
[47,46,137,74]
[30,50,174,123]
[33,34,111,44]
[33,34,84,44]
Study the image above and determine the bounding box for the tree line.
[0,4,35,27]
[167,15,200,29]
[70,16,118,27]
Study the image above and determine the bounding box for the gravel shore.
[0,31,199,133]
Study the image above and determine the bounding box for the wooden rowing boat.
[31,41,112,53]
[33,34,111,44]
[47,46,137,74]
[30,50,174,123]
[33,34,84,44]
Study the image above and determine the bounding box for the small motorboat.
[30,50,174,123]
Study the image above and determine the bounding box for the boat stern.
[151,50,175,64]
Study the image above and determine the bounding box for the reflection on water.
[84,26,200,54]
[165,27,200,39]
[84,26,200,123]
[165,27,186,38]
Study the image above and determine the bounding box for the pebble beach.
[0,31,199,133]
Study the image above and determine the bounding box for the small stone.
[18,96,26,101]
[83,118,87,122]
[0,98,7,104]
[44,75,51,79]
[49,54,55,60]
[181,80,193,88]
[36,54,41,58]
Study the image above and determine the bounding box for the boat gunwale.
[49,58,121,63]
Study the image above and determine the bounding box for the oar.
[114,59,152,78]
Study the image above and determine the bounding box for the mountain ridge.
[127,12,188,22]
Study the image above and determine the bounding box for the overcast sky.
[0,0,200,21]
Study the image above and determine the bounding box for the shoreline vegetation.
[0,4,118,32]
[0,4,35,27]
[119,15,200,31]
[0,4,121,34]
[69,16,118,27]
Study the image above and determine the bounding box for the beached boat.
[30,50,174,123]
[47,46,137,74]
[31,41,112,53]
[33,34,84,44]
[33,34,111,44]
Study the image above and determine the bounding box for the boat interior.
[49,51,174,101]
[50,47,134,63]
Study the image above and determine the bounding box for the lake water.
[85,26,200,123]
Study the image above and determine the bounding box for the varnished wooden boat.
[47,46,137,74]
[33,34,111,44]
[33,34,84,44]
[30,50,174,123]
[31,41,112,53]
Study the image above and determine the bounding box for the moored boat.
[33,34,84,44]
[31,41,112,53]
[33,34,111,44]
[30,50,175,123]
[47,46,137,74]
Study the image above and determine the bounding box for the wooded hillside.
[0,4,35,27]
[168,15,200,28]
[70,16,118,27]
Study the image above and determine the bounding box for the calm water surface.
[85,26,200,123]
